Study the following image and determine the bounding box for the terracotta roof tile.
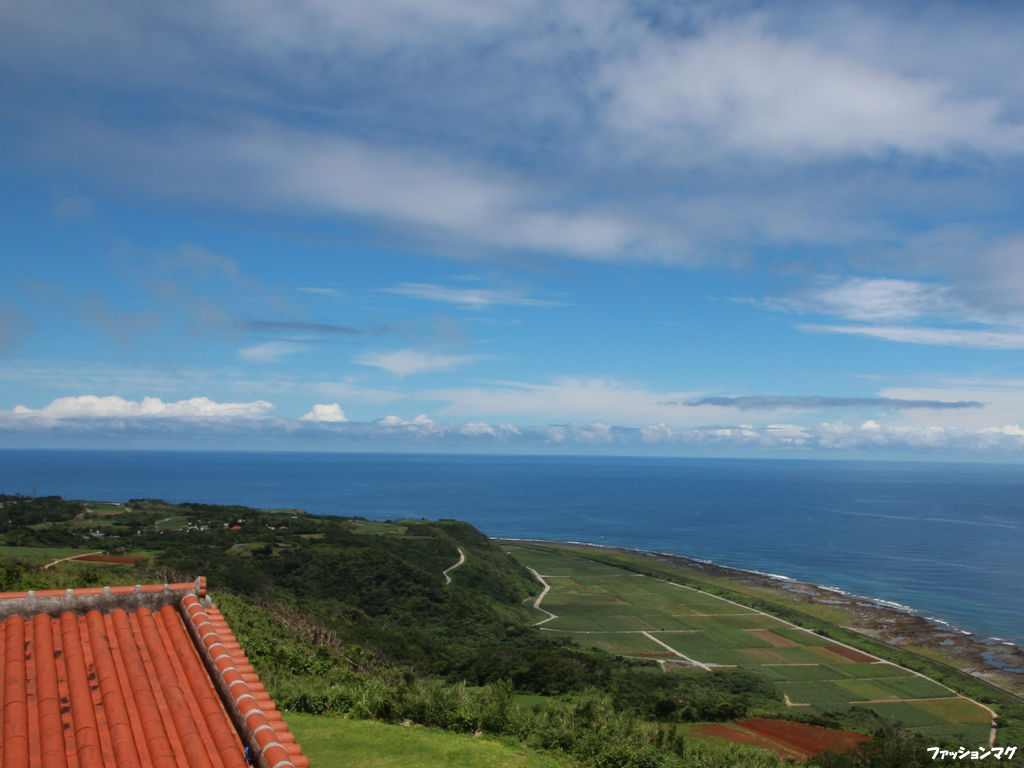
[0,581,307,768]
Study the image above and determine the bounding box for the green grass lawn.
[284,714,572,768]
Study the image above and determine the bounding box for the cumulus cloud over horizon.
[6,393,1024,457]
[300,403,348,423]
[5,395,275,423]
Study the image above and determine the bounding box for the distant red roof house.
[0,578,308,768]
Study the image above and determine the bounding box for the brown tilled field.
[686,718,870,761]
[72,554,146,564]
[820,644,879,663]
[739,718,871,758]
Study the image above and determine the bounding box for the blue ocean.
[1,450,1022,646]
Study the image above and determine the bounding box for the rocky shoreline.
[518,538,1024,697]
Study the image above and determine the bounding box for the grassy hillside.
[283,715,573,768]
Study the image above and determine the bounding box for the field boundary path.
[641,631,713,670]
[43,551,102,570]
[443,548,466,585]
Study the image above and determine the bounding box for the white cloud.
[767,275,1024,352]
[790,278,957,322]
[764,423,813,444]
[980,424,1024,437]
[300,403,348,423]
[876,383,1024,431]
[374,413,441,434]
[241,129,637,258]
[297,286,343,297]
[239,340,306,362]
[7,1,1024,282]
[457,421,520,437]
[382,282,563,309]
[426,378,713,424]
[6,392,1024,456]
[204,0,541,56]
[6,2,1024,274]
[356,348,477,377]
[52,194,93,221]
[170,243,249,285]
[798,324,1024,350]
[549,422,615,443]
[640,423,674,442]
[314,378,404,405]
[5,395,274,422]
[600,23,1024,161]
[460,421,495,436]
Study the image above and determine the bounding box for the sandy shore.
[505,538,1024,698]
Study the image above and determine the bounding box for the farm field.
[84,502,128,515]
[507,543,994,746]
[0,544,85,563]
[0,545,151,567]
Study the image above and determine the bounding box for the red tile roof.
[0,580,308,768]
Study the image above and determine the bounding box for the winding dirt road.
[443,548,466,585]
[526,567,558,626]
[43,551,102,570]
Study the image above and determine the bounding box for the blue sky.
[4,1,1024,457]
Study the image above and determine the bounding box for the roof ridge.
[180,595,309,768]
[0,578,207,620]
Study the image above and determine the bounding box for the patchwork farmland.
[508,544,994,746]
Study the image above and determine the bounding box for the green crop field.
[574,631,677,656]
[912,723,992,745]
[915,697,995,723]
[758,664,859,682]
[827,662,913,679]
[85,503,125,516]
[874,675,953,699]
[508,543,994,738]
[350,520,409,535]
[769,627,833,646]
[779,680,855,703]
[832,678,907,701]
[681,614,780,629]
[0,545,87,562]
